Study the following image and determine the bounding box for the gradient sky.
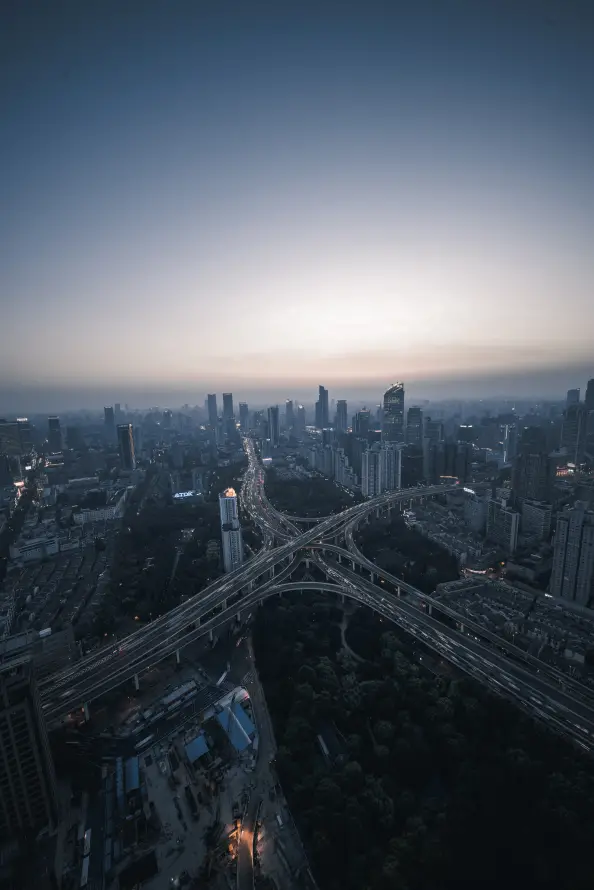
[2,0,594,411]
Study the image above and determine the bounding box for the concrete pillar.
[222,599,227,611]
[351,561,355,571]
[370,572,375,583]
[305,559,310,569]
[209,628,214,642]
[134,673,140,691]
[175,649,181,664]
[340,593,345,604]
[376,507,380,519]
[396,586,401,598]
[427,604,432,616]
[459,623,464,633]
[83,702,90,722]
[337,554,342,564]
[236,611,241,622]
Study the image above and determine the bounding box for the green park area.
[253,595,594,890]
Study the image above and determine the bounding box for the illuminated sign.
[173,491,200,499]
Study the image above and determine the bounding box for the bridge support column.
[83,702,90,722]
[369,572,375,583]
[396,586,401,598]
[133,673,140,691]
[351,561,355,571]
[459,623,464,633]
[337,554,342,564]
[175,649,181,664]
[209,628,213,642]
[236,611,241,622]
[427,604,432,616]
[376,507,380,519]
[340,593,345,604]
[305,559,310,569]
[222,599,227,611]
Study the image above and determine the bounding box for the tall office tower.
[222,393,234,422]
[296,404,306,436]
[502,423,517,463]
[114,403,122,421]
[376,404,383,427]
[424,417,444,443]
[406,405,423,447]
[117,423,136,470]
[239,402,249,432]
[457,424,476,444]
[379,443,402,492]
[315,385,329,429]
[549,502,594,605]
[566,388,580,406]
[285,400,295,433]
[585,378,594,411]
[361,444,382,498]
[207,394,218,428]
[267,405,280,448]
[486,497,520,554]
[561,403,587,464]
[0,420,21,455]
[47,416,62,453]
[104,405,115,437]
[512,427,551,503]
[16,418,33,454]
[219,488,244,573]
[352,409,371,437]
[382,382,405,443]
[335,400,348,434]
[0,659,58,839]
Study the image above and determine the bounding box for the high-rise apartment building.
[335,400,348,434]
[586,379,594,411]
[502,423,517,463]
[382,382,405,443]
[406,406,423,447]
[222,393,234,422]
[549,502,594,605]
[486,498,519,554]
[361,444,382,498]
[0,659,58,839]
[239,402,249,432]
[361,443,401,497]
[267,406,280,448]
[117,423,136,470]
[512,427,551,503]
[207,394,218,428]
[219,488,244,573]
[47,416,62,453]
[561,403,587,464]
[0,420,21,456]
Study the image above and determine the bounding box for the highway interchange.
[38,439,594,754]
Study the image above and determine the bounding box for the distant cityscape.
[1,375,594,889]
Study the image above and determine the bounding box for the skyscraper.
[296,405,306,436]
[486,497,520,554]
[335,400,348,434]
[382,382,405,443]
[512,427,552,503]
[379,442,402,491]
[104,406,115,439]
[285,400,295,433]
[566,388,580,406]
[361,444,382,498]
[561,403,587,464]
[352,409,371,437]
[239,402,249,432]
[0,659,58,839]
[117,423,136,470]
[222,393,234,422]
[268,405,280,448]
[585,379,594,411]
[316,385,329,429]
[207,394,218,428]
[549,502,594,605]
[219,488,244,573]
[406,405,423,447]
[47,416,62,453]
[0,420,21,455]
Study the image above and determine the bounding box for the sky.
[1,0,594,412]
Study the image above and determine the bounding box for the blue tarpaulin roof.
[232,702,255,738]
[125,756,140,793]
[216,706,251,752]
[185,733,209,763]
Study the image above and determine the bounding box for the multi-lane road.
[36,438,594,754]
[38,443,455,722]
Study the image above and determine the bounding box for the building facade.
[219,488,244,573]
[117,423,136,470]
[0,659,58,839]
[381,382,405,443]
[549,502,594,605]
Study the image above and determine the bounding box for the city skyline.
[2,1,593,407]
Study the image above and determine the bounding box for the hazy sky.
[2,0,594,411]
